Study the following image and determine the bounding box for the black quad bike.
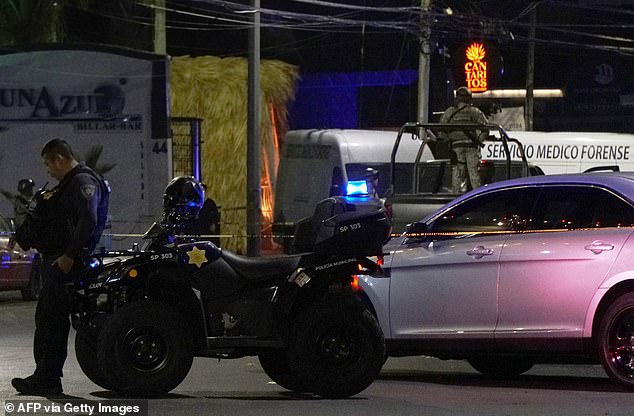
[71,180,390,399]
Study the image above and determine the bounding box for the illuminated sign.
[464,42,488,92]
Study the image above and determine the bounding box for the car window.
[430,187,539,234]
[534,186,634,230]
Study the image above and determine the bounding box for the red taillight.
[350,275,362,292]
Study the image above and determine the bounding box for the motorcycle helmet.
[162,176,205,224]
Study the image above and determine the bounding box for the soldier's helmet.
[455,86,473,98]
[162,176,205,224]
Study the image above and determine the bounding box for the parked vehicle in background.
[0,215,41,300]
[273,129,431,251]
[358,171,634,391]
[483,130,634,174]
[384,122,540,233]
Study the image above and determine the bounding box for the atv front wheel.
[287,295,385,398]
[75,330,115,391]
[97,300,194,395]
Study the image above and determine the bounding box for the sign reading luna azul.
[0,47,170,249]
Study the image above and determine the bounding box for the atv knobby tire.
[75,330,115,391]
[96,300,194,395]
[259,349,309,393]
[287,295,385,398]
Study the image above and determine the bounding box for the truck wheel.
[21,254,42,301]
[259,350,309,393]
[75,331,115,391]
[97,300,194,395]
[287,295,385,398]
[468,357,534,378]
[598,292,634,391]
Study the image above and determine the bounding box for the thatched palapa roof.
[170,55,299,254]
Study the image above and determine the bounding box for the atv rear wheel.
[259,350,309,393]
[97,300,194,395]
[287,295,385,398]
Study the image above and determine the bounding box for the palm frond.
[79,145,116,176]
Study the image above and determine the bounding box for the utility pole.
[525,3,537,131]
[153,0,166,54]
[246,0,262,257]
[417,0,432,123]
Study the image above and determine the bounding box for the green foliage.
[0,0,64,45]
[0,0,98,46]
[79,145,116,175]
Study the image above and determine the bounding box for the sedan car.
[0,215,41,300]
[358,171,634,390]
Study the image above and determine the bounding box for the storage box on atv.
[293,196,391,255]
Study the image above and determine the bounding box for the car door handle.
[467,246,494,259]
[584,241,615,254]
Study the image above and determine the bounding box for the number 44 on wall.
[153,141,168,154]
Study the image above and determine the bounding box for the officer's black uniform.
[23,164,109,390]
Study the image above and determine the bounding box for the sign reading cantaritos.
[464,42,488,92]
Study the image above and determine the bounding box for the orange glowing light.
[350,275,361,292]
[464,42,488,92]
[466,43,486,61]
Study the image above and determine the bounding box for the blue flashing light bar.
[346,180,368,196]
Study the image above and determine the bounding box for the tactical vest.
[14,166,110,255]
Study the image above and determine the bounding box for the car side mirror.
[405,222,428,240]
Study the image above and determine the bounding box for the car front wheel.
[598,292,634,390]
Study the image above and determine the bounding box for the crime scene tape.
[0,226,630,241]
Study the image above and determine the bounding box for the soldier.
[12,138,110,395]
[439,86,489,193]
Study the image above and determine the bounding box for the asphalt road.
[1,290,633,416]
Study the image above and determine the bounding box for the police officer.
[12,138,110,395]
[439,86,489,193]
